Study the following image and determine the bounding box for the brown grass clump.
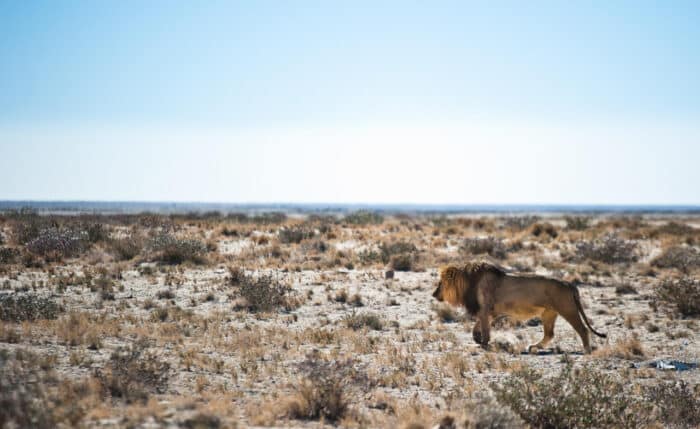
[286,356,367,423]
[344,311,384,331]
[654,276,700,317]
[493,364,652,429]
[0,348,95,428]
[107,235,144,261]
[592,336,645,360]
[96,338,170,404]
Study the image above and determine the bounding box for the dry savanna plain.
[1,210,700,428]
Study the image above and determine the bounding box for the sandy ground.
[1,213,699,428]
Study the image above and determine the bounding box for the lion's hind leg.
[560,308,592,354]
[528,310,557,354]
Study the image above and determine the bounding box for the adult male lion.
[432,262,606,353]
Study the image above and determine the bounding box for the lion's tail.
[573,287,607,338]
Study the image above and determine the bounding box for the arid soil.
[1,211,699,428]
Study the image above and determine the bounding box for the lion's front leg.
[472,319,482,344]
[477,312,491,348]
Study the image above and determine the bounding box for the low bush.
[343,210,384,225]
[652,245,700,272]
[461,236,507,259]
[107,235,144,261]
[287,356,367,422]
[236,273,296,312]
[654,277,700,317]
[564,216,590,231]
[530,222,558,238]
[462,397,525,429]
[0,349,82,428]
[0,293,62,322]
[278,226,315,244]
[504,216,540,230]
[389,254,413,271]
[0,247,20,264]
[379,241,417,263]
[343,311,384,331]
[148,233,207,265]
[645,381,700,427]
[26,229,86,261]
[97,339,170,403]
[575,233,638,264]
[493,364,652,429]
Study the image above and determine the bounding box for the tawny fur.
[433,261,606,353]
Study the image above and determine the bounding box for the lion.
[432,261,606,353]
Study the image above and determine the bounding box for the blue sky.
[1,1,699,204]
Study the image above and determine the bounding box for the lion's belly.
[493,302,544,321]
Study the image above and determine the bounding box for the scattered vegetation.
[0,349,88,428]
[0,293,61,322]
[344,210,384,225]
[654,276,700,317]
[575,233,638,264]
[493,364,652,429]
[564,215,590,230]
[278,226,315,244]
[461,236,507,259]
[287,356,367,422]
[652,245,700,272]
[96,339,170,403]
[503,215,539,230]
[148,233,207,265]
[343,311,384,331]
[234,272,296,312]
[107,235,144,261]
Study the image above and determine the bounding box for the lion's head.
[433,262,505,315]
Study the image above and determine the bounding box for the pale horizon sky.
[2,2,699,205]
